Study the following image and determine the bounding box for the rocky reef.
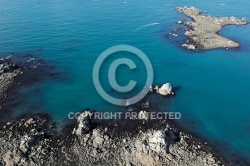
[69,110,225,166]
[0,100,229,166]
[175,6,248,50]
[0,54,63,114]
[1,83,249,166]
[0,55,249,165]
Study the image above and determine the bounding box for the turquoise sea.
[0,0,250,163]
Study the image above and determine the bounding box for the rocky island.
[175,6,248,50]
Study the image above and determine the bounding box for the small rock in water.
[177,20,183,24]
[158,83,173,96]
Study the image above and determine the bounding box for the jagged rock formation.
[158,83,174,96]
[69,111,225,166]
[0,115,56,166]
[0,110,228,166]
[152,83,174,96]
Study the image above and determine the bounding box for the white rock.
[177,20,183,24]
[154,85,159,93]
[242,17,247,22]
[187,44,196,50]
[20,135,35,153]
[149,85,153,92]
[158,83,173,96]
[93,136,104,147]
[147,131,167,153]
[138,111,149,120]
[73,111,92,135]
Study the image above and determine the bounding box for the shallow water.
[0,0,250,162]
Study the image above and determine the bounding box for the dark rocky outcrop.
[0,106,229,166]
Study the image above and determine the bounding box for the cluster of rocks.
[0,110,228,166]
[0,56,23,99]
[175,6,248,50]
[70,109,227,166]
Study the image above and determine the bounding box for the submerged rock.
[0,54,62,113]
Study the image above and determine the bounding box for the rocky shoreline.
[0,55,249,166]
[0,110,228,166]
[174,6,248,50]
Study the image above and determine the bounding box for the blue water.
[0,0,250,162]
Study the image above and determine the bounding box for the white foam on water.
[133,23,160,32]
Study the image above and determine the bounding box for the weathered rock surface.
[158,83,174,96]
[176,6,248,50]
[73,111,92,135]
[0,110,230,166]
[0,56,22,99]
[149,83,175,96]
[0,115,57,166]
[138,110,149,120]
[68,111,226,166]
